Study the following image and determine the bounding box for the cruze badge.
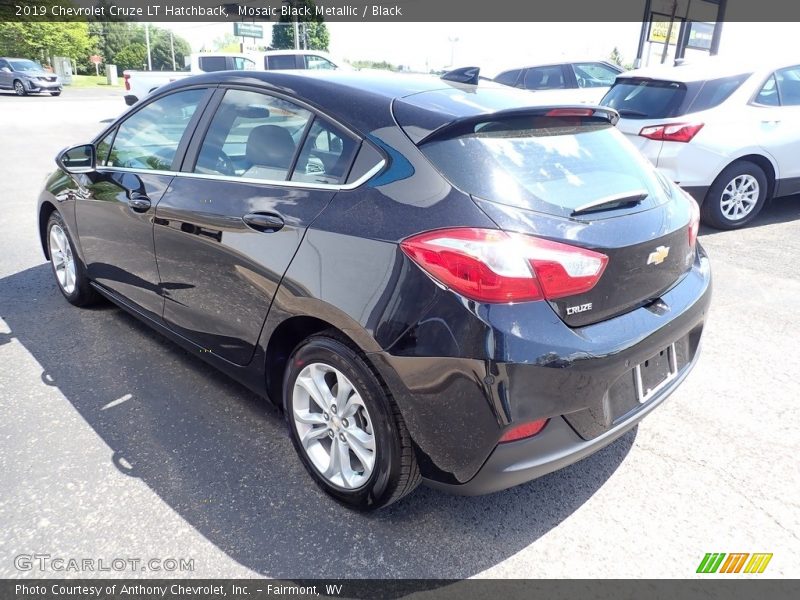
[566,302,593,315]
[647,245,670,265]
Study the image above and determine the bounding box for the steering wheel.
[196,147,235,177]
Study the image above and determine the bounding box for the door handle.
[242,212,284,232]
[129,194,152,212]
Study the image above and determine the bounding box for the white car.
[493,60,623,104]
[601,58,800,229]
[255,50,351,71]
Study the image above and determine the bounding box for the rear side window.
[495,69,521,86]
[267,55,298,70]
[687,74,749,112]
[601,78,688,119]
[198,56,227,72]
[755,74,779,106]
[420,116,670,219]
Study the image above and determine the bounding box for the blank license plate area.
[635,343,678,403]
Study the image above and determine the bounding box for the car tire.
[46,212,100,307]
[13,79,26,96]
[50,91,61,96]
[284,332,421,510]
[701,160,768,230]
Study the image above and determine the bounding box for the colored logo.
[697,553,773,574]
[647,245,670,265]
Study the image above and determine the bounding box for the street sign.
[687,21,715,50]
[648,19,680,45]
[234,22,264,39]
[89,55,102,65]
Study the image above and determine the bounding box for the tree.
[213,33,241,53]
[113,43,147,72]
[271,0,329,51]
[609,46,624,68]
[0,22,91,64]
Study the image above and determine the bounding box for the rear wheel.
[702,161,768,230]
[13,80,26,96]
[284,333,420,510]
[46,212,100,306]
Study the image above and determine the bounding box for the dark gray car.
[0,58,62,96]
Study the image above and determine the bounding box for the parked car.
[123,52,256,106]
[0,57,61,96]
[494,60,622,103]
[257,50,350,71]
[38,70,710,510]
[601,58,800,229]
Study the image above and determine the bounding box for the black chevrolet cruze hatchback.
[38,70,711,510]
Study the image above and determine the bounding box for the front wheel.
[701,161,768,230]
[284,333,420,510]
[46,212,100,306]
[50,91,61,96]
[13,80,26,96]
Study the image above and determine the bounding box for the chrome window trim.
[96,159,386,191]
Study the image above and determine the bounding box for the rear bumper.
[681,185,710,204]
[425,335,701,495]
[374,246,712,490]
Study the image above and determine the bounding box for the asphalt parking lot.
[0,86,798,579]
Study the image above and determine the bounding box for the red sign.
[89,55,102,65]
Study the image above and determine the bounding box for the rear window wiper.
[571,190,649,216]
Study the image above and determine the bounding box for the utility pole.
[169,31,176,70]
[145,23,152,71]
[448,36,459,67]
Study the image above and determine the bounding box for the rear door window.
[420,115,670,219]
[290,119,358,184]
[267,55,299,70]
[755,74,779,106]
[304,55,336,70]
[198,56,227,72]
[523,65,567,90]
[775,65,800,106]
[193,88,312,181]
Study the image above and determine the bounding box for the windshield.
[9,59,43,72]
[421,116,671,218]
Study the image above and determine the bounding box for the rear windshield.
[421,116,671,218]
[601,79,688,119]
[601,74,749,119]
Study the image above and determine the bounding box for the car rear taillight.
[123,73,130,91]
[399,228,608,303]
[499,419,549,443]
[545,108,595,117]
[639,122,704,143]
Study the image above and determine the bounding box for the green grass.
[67,74,123,88]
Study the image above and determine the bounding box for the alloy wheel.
[49,224,77,294]
[14,81,25,96]
[291,362,376,489]
[720,174,759,221]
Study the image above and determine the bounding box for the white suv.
[601,58,800,229]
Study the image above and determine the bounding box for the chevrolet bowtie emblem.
[647,245,670,265]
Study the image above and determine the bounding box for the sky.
[164,21,800,75]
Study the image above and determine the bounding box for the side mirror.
[0,67,11,73]
[56,144,96,175]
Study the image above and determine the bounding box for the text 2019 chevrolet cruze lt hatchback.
[38,70,711,510]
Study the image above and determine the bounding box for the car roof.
[497,59,619,74]
[619,56,800,83]
[163,69,539,135]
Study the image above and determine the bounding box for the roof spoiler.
[416,106,620,145]
[441,66,481,85]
